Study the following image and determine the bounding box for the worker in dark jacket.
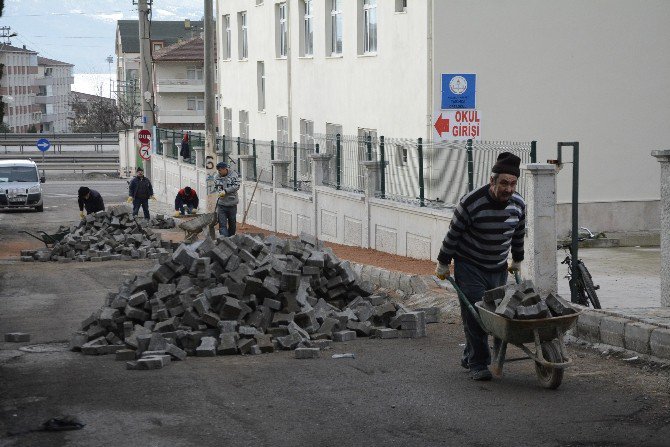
[180,133,190,160]
[77,186,105,218]
[126,166,155,219]
[174,186,199,216]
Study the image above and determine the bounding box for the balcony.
[41,113,56,122]
[35,96,55,104]
[156,78,204,93]
[156,109,205,125]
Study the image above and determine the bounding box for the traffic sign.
[138,129,151,144]
[36,138,51,152]
[138,143,151,160]
[434,110,481,141]
[441,74,476,109]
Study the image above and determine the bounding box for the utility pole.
[204,0,217,212]
[137,0,155,178]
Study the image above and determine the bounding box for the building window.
[329,0,343,56]
[299,119,314,175]
[395,0,407,12]
[362,0,377,54]
[302,0,314,57]
[257,61,265,112]
[222,15,231,59]
[187,96,204,111]
[239,110,249,141]
[187,67,204,80]
[152,42,164,51]
[223,107,233,136]
[256,0,264,5]
[277,2,288,58]
[238,11,248,60]
[44,67,53,77]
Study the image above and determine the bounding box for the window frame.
[278,2,288,58]
[257,61,265,112]
[330,0,343,56]
[239,11,248,60]
[223,14,231,59]
[363,0,377,54]
[303,0,314,56]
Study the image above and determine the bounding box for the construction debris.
[4,332,31,342]
[21,205,177,263]
[71,232,437,369]
[149,214,176,229]
[483,280,577,320]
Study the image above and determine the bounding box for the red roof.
[153,36,215,62]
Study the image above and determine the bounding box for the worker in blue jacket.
[127,166,155,219]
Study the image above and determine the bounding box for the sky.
[0,0,204,75]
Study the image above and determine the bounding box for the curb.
[574,306,670,362]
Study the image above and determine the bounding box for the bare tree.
[69,91,120,133]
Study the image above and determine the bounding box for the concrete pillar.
[271,160,291,189]
[651,150,670,307]
[239,154,256,181]
[310,153,333,187]
[360,160,379,198]
[522,163,558,297]
[194,146,204,168]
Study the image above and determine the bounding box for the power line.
[26,36,111,39]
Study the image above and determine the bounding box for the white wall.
[432,0,670,210]
[216,0,429,141]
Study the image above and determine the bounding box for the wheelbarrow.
[446,275,582,389]
[19,229,69,248]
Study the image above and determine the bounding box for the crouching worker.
[77,186,105,219]
[174,186,199,216]
[213,162,240,237]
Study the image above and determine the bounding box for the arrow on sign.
[434,114,450,137]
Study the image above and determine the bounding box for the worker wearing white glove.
[213,162,240,237]
[436,152,526,381]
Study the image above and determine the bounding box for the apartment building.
[36,56,74,133]
[215,0,670,236]
[0,44,39,132]
[153,35,218,130]
[115,19,205,126]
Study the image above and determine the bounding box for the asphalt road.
[0,180,669,446]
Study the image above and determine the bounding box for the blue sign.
[441,73,476,109]
[36,138,51,152]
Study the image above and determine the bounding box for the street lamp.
[106,56,114,99]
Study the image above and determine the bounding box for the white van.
[0,159,45,212]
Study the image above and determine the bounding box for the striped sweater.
[437,184,526,272]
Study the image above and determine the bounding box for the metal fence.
[156,127,535,208]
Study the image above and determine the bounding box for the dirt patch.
[0,238,44,259]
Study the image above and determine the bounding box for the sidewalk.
[152,199,670,362]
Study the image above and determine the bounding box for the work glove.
[174,211,181,218]
[218,191,226,198]
[126,196,133,203]
[508,260,522,273]
[79,211,85,219]
[435,262,450,280]
[150,195,156,201]
[190,209,198,215]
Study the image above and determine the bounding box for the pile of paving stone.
[20,205,176,263]
[482,280,577,320]
[149,214,176,229]
[69,232,435,370]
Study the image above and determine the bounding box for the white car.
[0,159,45,212]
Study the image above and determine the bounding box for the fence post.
[466,138,474,191]
[293,142,298,191]
[530,140,537,163]
[379,136,386,199]
[336,134,341,190]
[252,139,257,181]
[418,137,425,207]
[271,140,275,160]
[172,131,176,159]
[237,137,241,172]
[222,136,227,164]
[366,135,372,161]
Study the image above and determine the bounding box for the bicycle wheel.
[534,341,564,390]
[578,263,601,309]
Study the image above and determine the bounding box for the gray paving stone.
[5,332,31,342]
[650,328,670,360]
[295,347,320,359]
[333,330,356,342]
[196,336,217,357]
[599,315,628,348]
[624,322,656,355]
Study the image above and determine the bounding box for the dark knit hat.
[216,162,229,170]
[184,186,192,195]
[491,152,521,177]
[78,186,90,198]
[136,166,144,172]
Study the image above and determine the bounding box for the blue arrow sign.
[36,138,51,152]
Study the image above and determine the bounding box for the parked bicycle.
[557,230,602,309]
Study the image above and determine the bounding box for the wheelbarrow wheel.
[534,341,564,390]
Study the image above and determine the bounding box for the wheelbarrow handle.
[445,276,484,328]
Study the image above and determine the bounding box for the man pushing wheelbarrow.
[435,152,526,381]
